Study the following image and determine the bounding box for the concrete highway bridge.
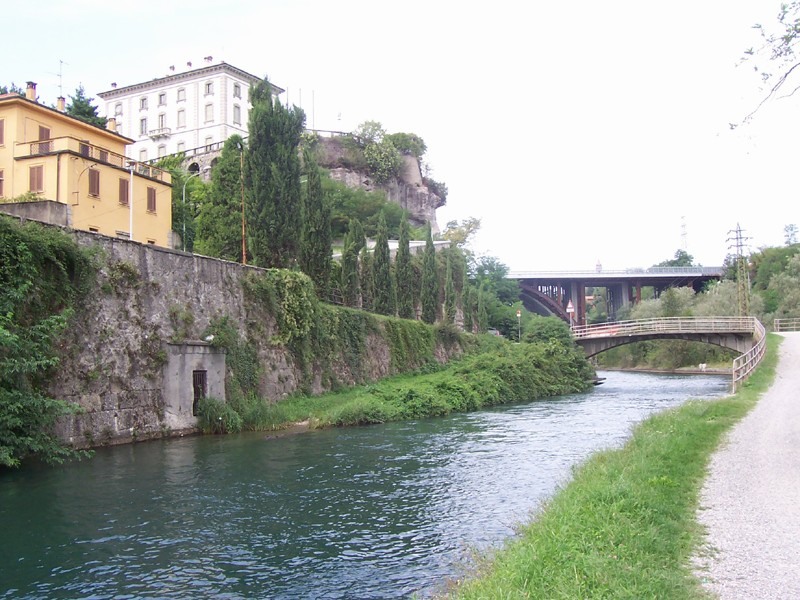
[572,316,766,390]
[509,267,724,326]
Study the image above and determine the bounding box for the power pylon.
[727,223,751,316]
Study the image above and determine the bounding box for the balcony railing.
[148,127,171,139]
[14,136,170,183]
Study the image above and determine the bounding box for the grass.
[445,334,781,599]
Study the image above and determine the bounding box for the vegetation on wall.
[0,216,95,468]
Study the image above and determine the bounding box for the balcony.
[13,136,171,184]
[148,127,172,140]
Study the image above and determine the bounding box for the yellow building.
[0,82,173,247]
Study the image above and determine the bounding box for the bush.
[195,397,243,434]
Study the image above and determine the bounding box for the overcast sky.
[4,1,797,270]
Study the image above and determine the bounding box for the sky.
[4,0,798,271]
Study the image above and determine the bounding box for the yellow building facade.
[0,83,173,247]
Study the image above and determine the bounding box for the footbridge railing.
[572,317,766,391]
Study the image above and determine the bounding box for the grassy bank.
[447,334,780,599]
[197,340,595,434]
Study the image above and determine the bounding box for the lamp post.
[182,168,208,252]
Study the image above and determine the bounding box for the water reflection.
[0,371,729,599]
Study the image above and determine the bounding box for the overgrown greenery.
[0,216,96,468]
[449,335,779,599]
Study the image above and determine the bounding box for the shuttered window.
[29,165,44,192]
[119,178,129,205]
[88,169,100,196]
[147,186,156,212]
[0,119,4,146]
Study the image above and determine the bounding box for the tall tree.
[443,251,456,324]
[421,224,438,324]
[66,85,107,128]
[245,78,305,268]
[477,285,489,332]
[463,285,475,332]
[299,150,332,298]
[372,211,395,315]
[395,216,415,319]
[341,228,360,308]
[360,246,374,312]
[195,135,246,261]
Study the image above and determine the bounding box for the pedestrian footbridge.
[572,317,767,390]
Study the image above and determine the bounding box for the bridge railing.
[774,318,800,332]
[571,316,757,339]
[732,318,766,392]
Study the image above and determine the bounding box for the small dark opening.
[192,370,207,416]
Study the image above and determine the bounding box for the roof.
[0,93,134,144]
[97,62,283,99]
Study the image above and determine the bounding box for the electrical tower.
[727,223,751,316]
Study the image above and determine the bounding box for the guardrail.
[774,318,800,332]
[572,317,766,391]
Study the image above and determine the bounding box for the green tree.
[341,228,360,308]
[657,249,694,267]
[156,155,209,252]
[463,285,475,332]
[371,212,394,315]
[352,120,385,144]
[360,246,374,312]
[363,138,402,184]
[395,216,415,319]
[195,135,246,261]
[384,132,426,158]
[477,285,489,332]
[246,78,305,268]
[0,83,23,95]
[66,85,107,128]
[299,150,332,299]
[442,217,481,249]
[421,224,438,324]
[523,315,574,346]
[444,252,456,324]
[785,224,798,245]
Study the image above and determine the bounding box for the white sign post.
[566,300,575,328]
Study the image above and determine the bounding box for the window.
[0,170,4,197]
[99,150,108,163]
[147,186,156,212]
[114,103,122,116]
[233,104,241,125]
[177,109,185,128]
[158,144,166,158]
[177,141,185,152]
[177,87,186,101]
[139,118,147,136]
[233,83,241,98]
[139,149,148,162]
[192,370,207,415]
[158,92,166,106]
[119,178,129,205]
[29,165,44,192]
[0,119,4,146]
[139,97,148,110]
[80,142,90,157]
[158,113,167,129]
[204,81,213,95]
[204,103,213,122]
[88,169,100,196]
[37,126,51,153]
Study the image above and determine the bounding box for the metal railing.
[509,266,724,279]
[571,317,766,391]
[14,136,170,183]
[572,316,757,339]
[774,318,800,332]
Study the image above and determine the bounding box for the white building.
[97,61,283,162]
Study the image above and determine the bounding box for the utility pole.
[727,223,751,317]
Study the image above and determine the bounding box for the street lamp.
[182,167,209,252]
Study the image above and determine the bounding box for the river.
[0,370,729,599]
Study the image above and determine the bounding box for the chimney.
[107,118,117,132]
[25,81,37,101]
[57,96,66,112]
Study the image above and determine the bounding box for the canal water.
[0,371,729,599]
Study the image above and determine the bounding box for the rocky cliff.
[314,137,445,233]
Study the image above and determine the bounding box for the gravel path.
[695,332,800,599]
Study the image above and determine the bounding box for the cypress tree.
[463,285,475,333]
[477,285,489,332]
[395,216,415,319]
[421,224,438,324]
[341,228,360,307]
[66,85,107,128]
[195,135,246,262]
[245,78,305,268]
[444,251,456,324]
[299,149,332,299]
[372,212,395,315]
[360,246,374,312]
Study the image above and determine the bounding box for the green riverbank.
[197,339,596,434]
[446,334,780,599]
